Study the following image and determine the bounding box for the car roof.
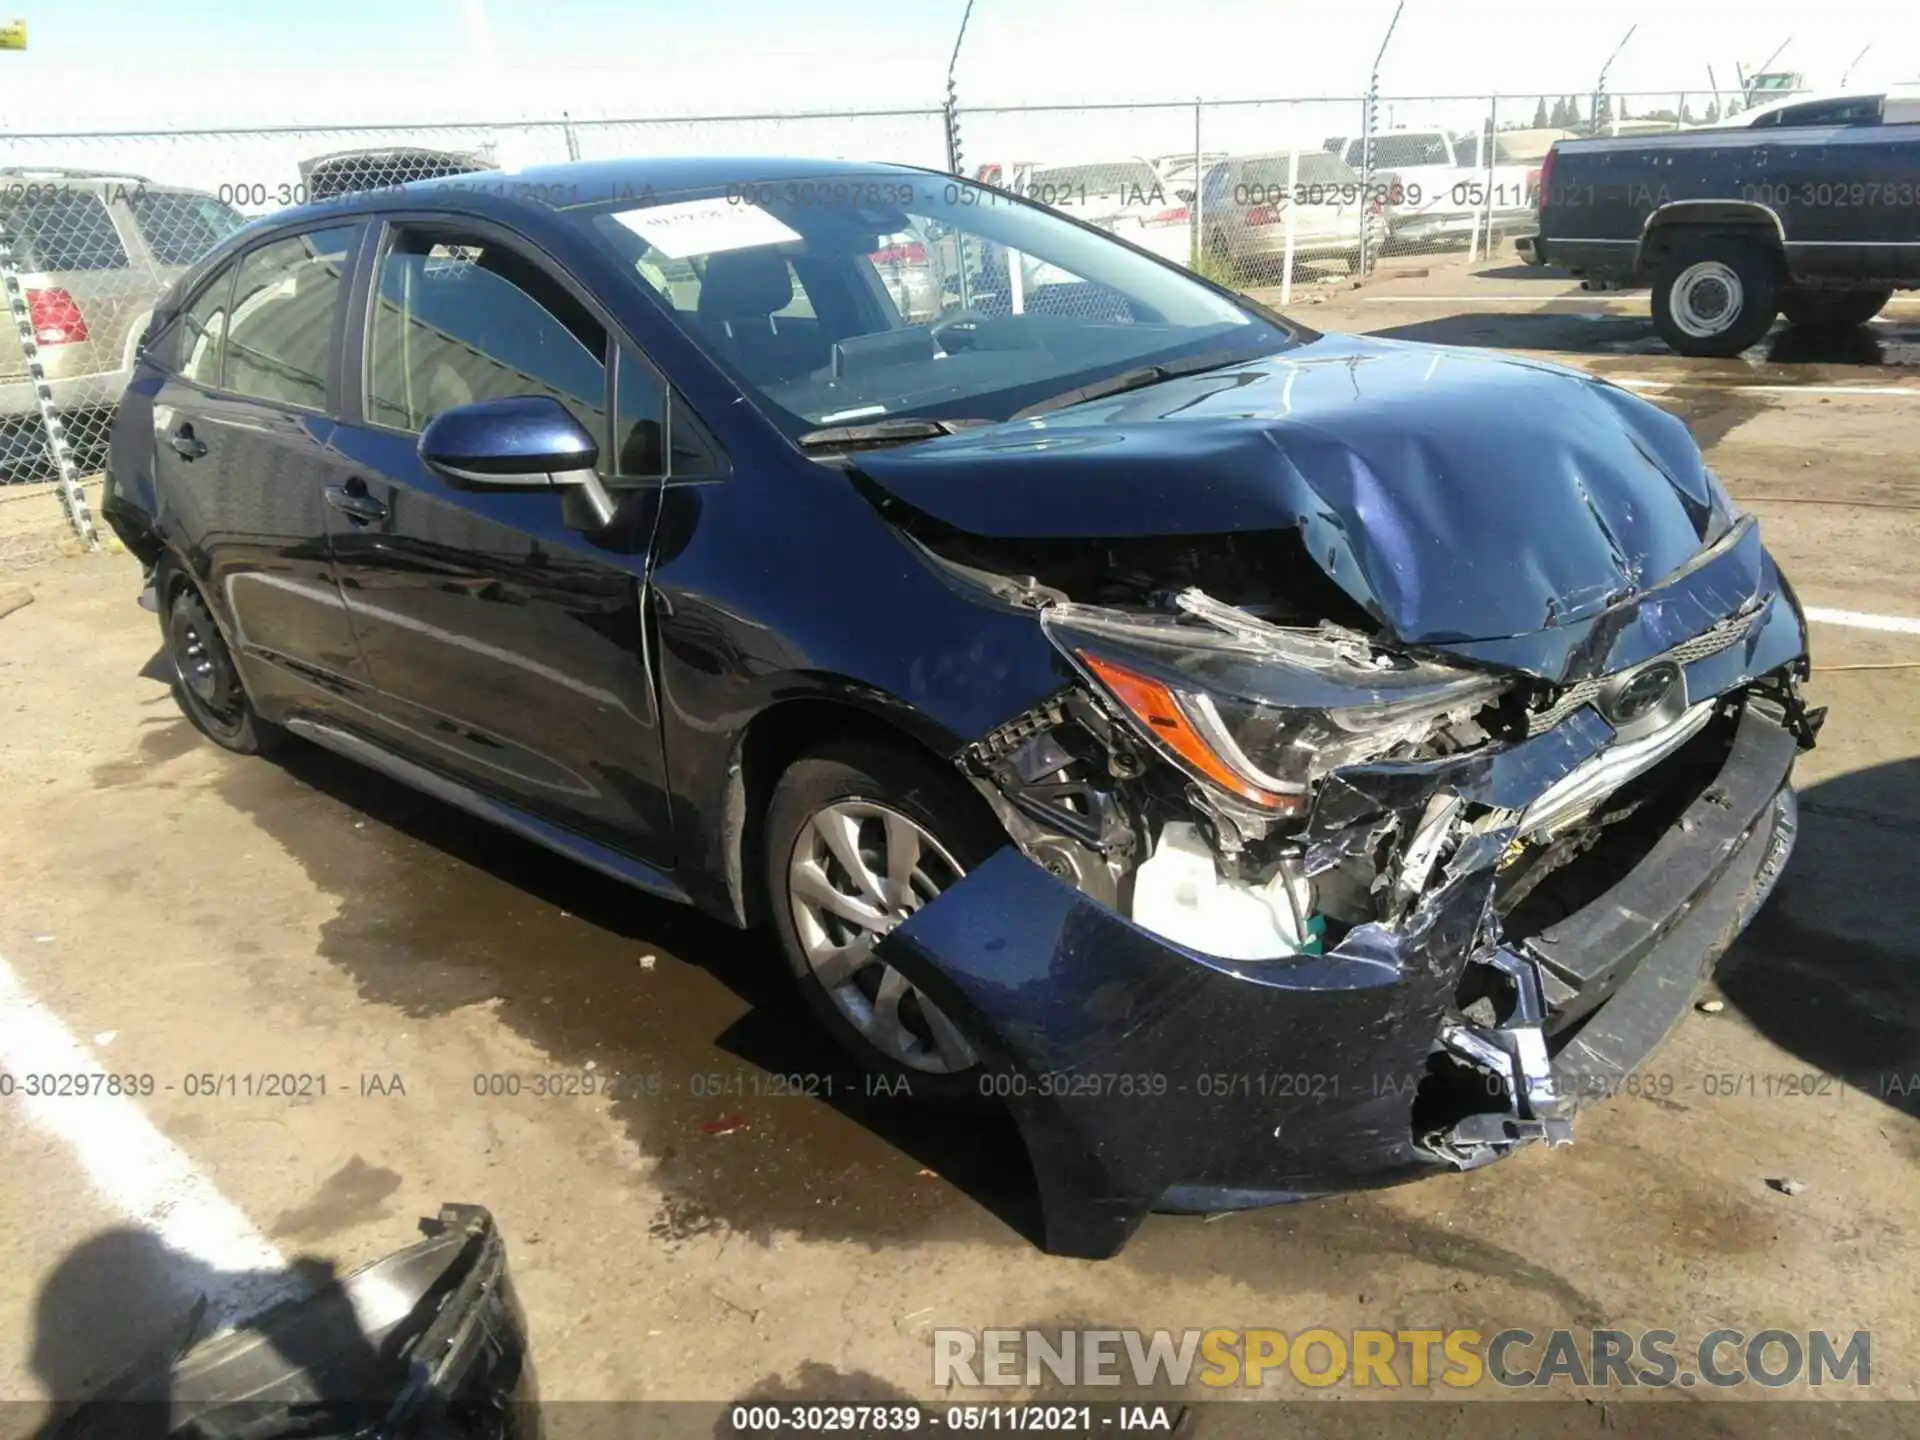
[0,165,152,187]
[248,155,945,236]
[1732,85,1920,125]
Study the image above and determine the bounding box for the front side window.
[367,227,607,438]
[0,187,128,271]
[224,226,356,410]
[129,191,248,267]
[580,172,1293,439]
[178,266,233,387]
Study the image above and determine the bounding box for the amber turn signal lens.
[1078,651,1302,813]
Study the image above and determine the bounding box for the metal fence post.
[1190,98,1203,271]
[1280,138,1300,308]
[1471,94,1497,262]
[1358,93,1374,279]
[944,101,962,176]
[0,219,98,549]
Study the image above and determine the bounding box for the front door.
[323,220,675,862]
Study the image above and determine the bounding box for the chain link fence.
[0,88,1801,543]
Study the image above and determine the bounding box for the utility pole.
[1592,24,1636,136]
[1841,44,1871,89]
[943,0,977,177]
[1357,0,1406,280]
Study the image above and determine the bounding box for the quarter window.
[178,267,233,388]
[613,345,723,478]
[223,227,356,411]
[367,228,608,438]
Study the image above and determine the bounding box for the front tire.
[158,556,285,756]
[763,738,1005,1106]
[1780,287,1892,329]
[1650,236,1780,357]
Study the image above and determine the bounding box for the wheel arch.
[712,688,1004,931]
[1636,202,1786,277]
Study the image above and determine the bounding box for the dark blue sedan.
[101,157,1820,1258]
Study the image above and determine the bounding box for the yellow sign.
[0,19,25,50]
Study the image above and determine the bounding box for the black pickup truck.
[1519,122,1920,356]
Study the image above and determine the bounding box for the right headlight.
[1046,590,1509,815]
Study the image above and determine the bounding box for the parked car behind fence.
[1198,150,1386,284]
[1,168,246,484]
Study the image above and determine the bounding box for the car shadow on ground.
[226,739,1046,1252]
[1470,262,1574,282]
[214,724,1914,1253]
[1715,757,1920,1124]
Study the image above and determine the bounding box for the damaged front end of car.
[870,504,1822,1260]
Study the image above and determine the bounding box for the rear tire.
[1650,235,1780,358]
[1780,287,1892,329]
[763,737,1006,1107]
[157,555,286,757]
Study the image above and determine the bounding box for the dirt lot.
[2,251,1918,1438]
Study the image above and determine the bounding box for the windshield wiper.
[1011,348,1258,419]
[796,417,997,452]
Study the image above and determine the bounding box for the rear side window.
[1755,97,1883,128]
[0,188,129,271]
[224,227,357,411]
[1224,153,1356,194]
[1028,162,1164,205]
[367,228,608,438]
[128,191,248,267]
[1369,134,1451,169]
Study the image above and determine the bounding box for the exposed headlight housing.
[1046,589,1509,816]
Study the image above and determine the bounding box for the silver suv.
[2,167,245,480]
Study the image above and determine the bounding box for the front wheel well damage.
[726,696,1004,931]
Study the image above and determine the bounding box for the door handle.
[167,428,208,460]
[324,482,389,524]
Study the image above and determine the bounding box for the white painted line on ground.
[1803,607,1920,637]
[0,954,296,1327]
[1612,378,1920,398]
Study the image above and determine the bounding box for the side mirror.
[418,395,616,527]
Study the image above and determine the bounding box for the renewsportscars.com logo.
[933,1327,1872,1391]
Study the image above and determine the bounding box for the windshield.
[573,169,1299,438]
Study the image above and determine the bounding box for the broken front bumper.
[876,704,1800,1260]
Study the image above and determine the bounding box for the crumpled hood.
[856,334,1751,677]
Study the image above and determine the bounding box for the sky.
[1,1,1912,138]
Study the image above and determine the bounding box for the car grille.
[1523,603,1764,737]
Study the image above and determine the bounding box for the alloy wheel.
[786,800,979,1074]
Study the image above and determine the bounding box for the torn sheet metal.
[882,702,1801,1258]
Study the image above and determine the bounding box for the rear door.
[146,223,375,716]
[322,217,682,862]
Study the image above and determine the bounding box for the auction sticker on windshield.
[610,197,801,257]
